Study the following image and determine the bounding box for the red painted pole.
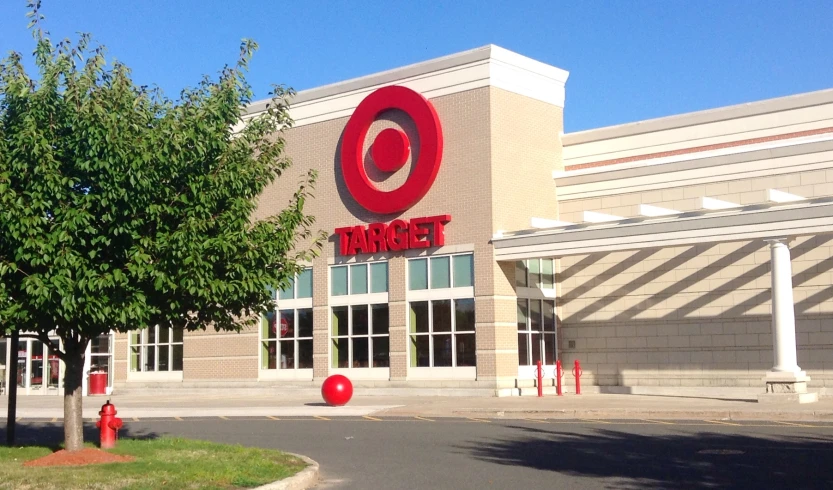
[536,360,543,397]
[556,360,563,396]
[573,359,582,395]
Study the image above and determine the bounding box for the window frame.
[406,253,476,376]
[260,268,314,378]
[328,261,390,378]
[127,325,184,382]
[515,259,559,375]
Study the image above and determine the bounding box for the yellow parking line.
[218,416,229,420]
[51,417,58,423]
[525,418,549,423]
[314,416,330,421]
[132,417,140,422]
[414,416,435,422]
[363,416,383,421]
[15,417,22,422]
[642,419,674,425]
[174,417,183,421]
[580,419,611,424]
[705,419,741,426]
[267,416,280,420]
[773,420,816,428]
[467,417,491,423]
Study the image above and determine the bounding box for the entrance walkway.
[3,392,833,421]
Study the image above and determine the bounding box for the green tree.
[0,2,322,451]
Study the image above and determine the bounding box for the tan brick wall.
[490,87,563,233]
[235,87,503,383]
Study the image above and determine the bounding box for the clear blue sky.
[1,1,831,132]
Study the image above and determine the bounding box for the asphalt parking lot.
[5,416,833,489]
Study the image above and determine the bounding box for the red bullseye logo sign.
[340,85,444,214]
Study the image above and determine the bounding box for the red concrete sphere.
[321,374,353,406]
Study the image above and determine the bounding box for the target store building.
[6,45,833,401]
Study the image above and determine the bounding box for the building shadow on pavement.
[458,424,833,489]
[0,422,159,449]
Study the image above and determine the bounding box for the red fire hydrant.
[96,400,123,449]
[556,360,563,396]
[572,360,583,395]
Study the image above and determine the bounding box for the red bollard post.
[556,360,563,396]
[572,360,583,395]
[536,360,543,397]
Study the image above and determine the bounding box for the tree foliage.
[0,1,322,450]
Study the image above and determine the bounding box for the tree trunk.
[63,339,87,452]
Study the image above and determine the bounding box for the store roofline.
[244,44,570,116]
[562,87,833,147]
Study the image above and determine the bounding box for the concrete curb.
[448,408,833,421]
[254,453,319,490]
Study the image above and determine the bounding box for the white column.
[758,238,817,403]
[768,238,800,373]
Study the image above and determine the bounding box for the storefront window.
[408,253,475,368]
[129,326,184,372]
[262,268,314,370]
[330,262,389,369]
[516,259,558,367]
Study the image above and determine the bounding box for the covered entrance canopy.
[493,196,833,403]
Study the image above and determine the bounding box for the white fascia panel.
[768,189,805,203]
[494,200,833,260]
[701,197,739,210]
[288,61,492,127]
[531,217,573,228]
[555,132,833,180]
[555,148,833,201]
[583,211,622,223]
[639,204,680,217]
[489,57,568,107]
[494,216,833,261]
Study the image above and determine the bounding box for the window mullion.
[428,300,434,367]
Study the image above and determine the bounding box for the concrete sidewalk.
[3,391,833,421]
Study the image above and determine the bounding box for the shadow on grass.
[0,421,159,450]
[457,425,833,489]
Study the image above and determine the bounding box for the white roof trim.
[554,131,833,180]
[242,45,569,129]
[492,199,833,260]
[639,204,680,217]
[701,197,739,210]
[583,211,623,223]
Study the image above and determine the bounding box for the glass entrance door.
[517,298,558,378]
[89,333,114,395]
[17,338,62,395]
[0,338,7,394]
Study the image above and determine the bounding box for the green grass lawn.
[0,437,308,490]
